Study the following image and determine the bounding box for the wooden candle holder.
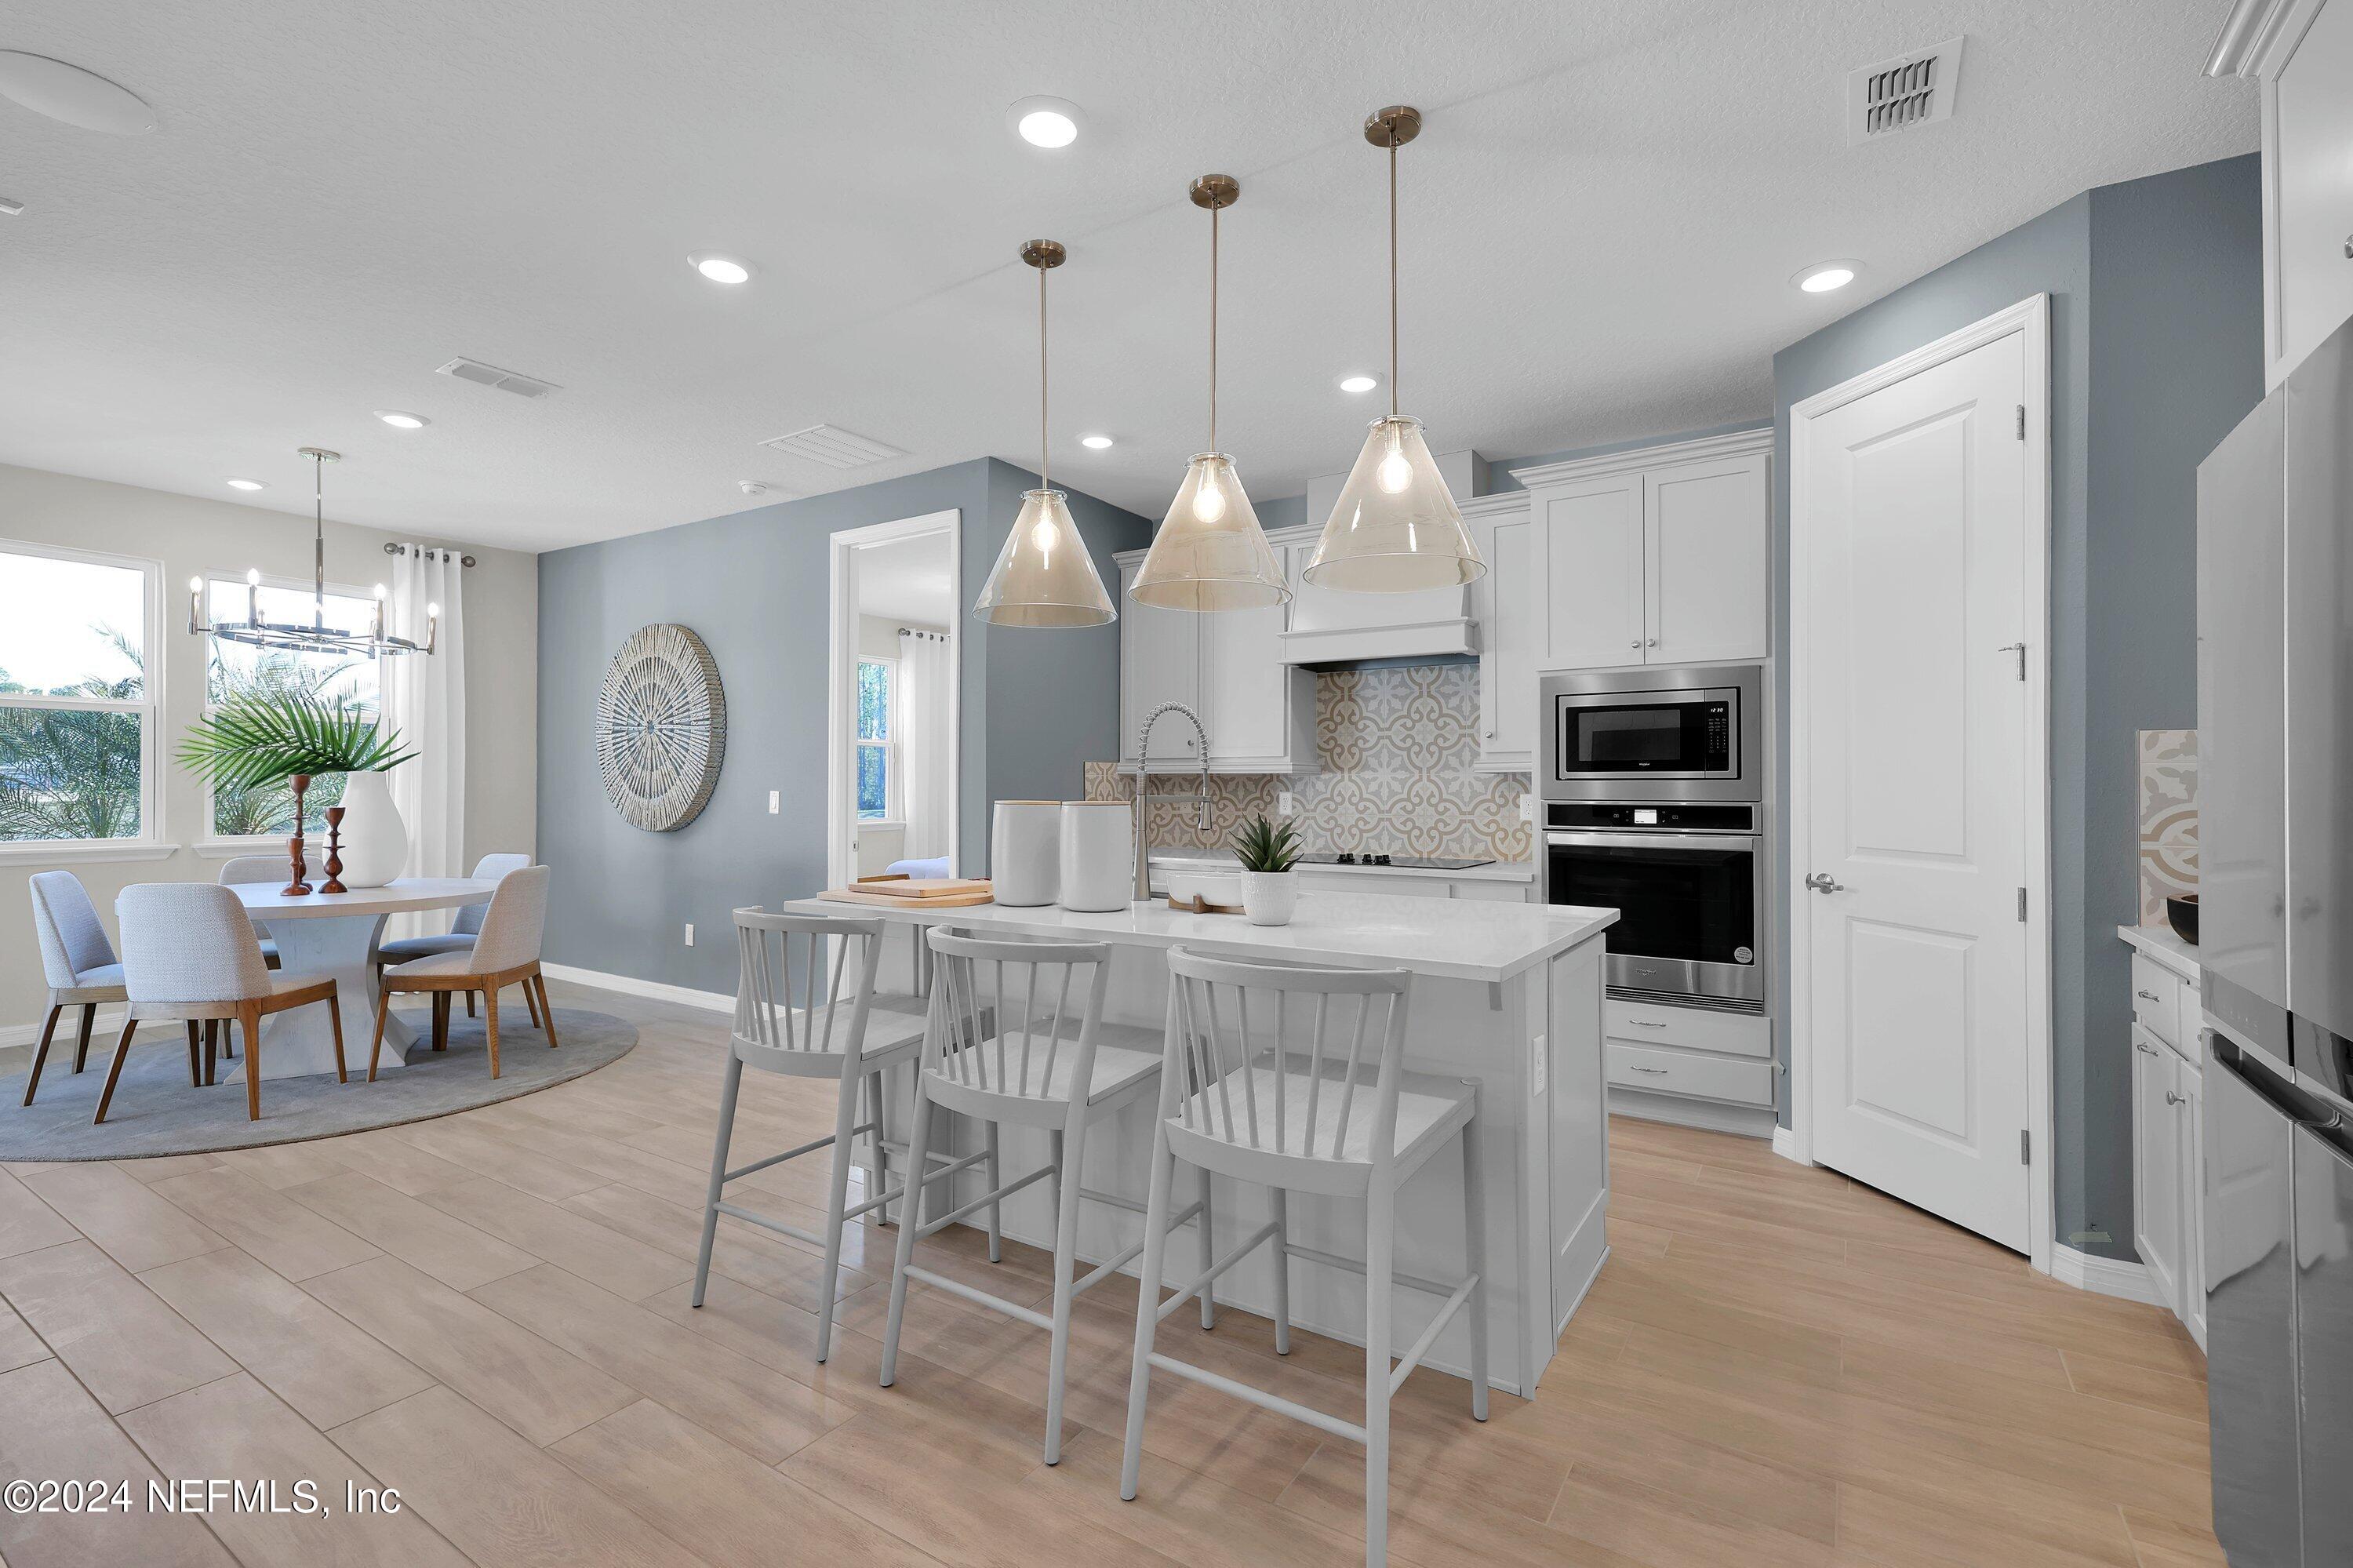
[284,773,314,896]
[322,805,347,894]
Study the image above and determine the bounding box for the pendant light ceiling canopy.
[973,239,1118,628]
[1129,174,1289,613]
[1304,105,1486,595]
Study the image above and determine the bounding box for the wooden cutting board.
[853,877,993,900]
[820,885,995,908]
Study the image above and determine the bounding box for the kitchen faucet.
[1130,702,1212,901]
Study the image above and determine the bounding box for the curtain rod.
[896,627,950,641]
[383,543,477,567]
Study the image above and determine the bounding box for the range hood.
[1276,447,1486,668]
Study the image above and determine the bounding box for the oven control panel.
[1546,802,1758,834]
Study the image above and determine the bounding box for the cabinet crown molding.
[1507,427,1772,491]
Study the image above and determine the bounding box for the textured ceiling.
[856,532,954,627]
[0,2,2254,552]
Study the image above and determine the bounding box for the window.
[856,658,896,821]
[0,542,158,846]
[203,577,382,837]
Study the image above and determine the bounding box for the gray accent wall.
[1772,154,2260,1259]
[537,457,1149,996]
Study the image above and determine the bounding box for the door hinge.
[2015,403,2026,441]
[2020,1130,2031,1165]
[2017,886,2028,922]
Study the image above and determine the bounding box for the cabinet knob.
[1646,638,1658,648]
[1629,639,1642,649]
[2165,1090,2184,1106]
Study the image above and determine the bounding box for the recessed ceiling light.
[1080,434,1115,449]
[225,478,266,491]
[1794,260,1860,293]
[1338,373,1380,395]
[375,410,429,429]
[689,253,753,285]
[1008,95,1082,149]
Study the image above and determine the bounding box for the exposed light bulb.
[1029,518,1057,554]
[187,576,202,594]
[373,583,387,600]
[1191,479,1227,524]
[1377,443,1413,495]
[246,568,261,586]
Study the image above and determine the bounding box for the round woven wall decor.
[596,623,726,831]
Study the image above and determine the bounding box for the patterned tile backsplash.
[2138,728,2198,924]
[1083,664,1533,863]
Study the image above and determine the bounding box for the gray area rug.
[0,1008,636,1161]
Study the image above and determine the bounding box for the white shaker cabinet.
[2132,1024,2187,1318]
[1115,549,1315,775]
[1116,556,1202,768]
[1463,493,1537,771]
[2119,928,2207,1348]
[1530,473,1647,669]
[2210,0,2353,387]
[1646,451,1771,665]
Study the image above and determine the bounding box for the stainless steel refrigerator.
[2198,311,2353,1568]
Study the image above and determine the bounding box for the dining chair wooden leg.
[326,995,348,1085]
[465,990,476,1018]
[185,1021,202,1086]
[204,1020,218,1087]
[237,1004,264,1121]
[21,1006,62,1107]
[91,1018,139,1126]
[432,993,449,1051]
[483,985,502,1079]
[367,984,395,1082]
[533,975,559,1048]
[72,1003,96,1073]
[521,977,542,1031]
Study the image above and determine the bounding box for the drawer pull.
[1628,1019,1671,1029]
[2136,1039,2158,1055]
[2136,988,2162,1002]
[1629,1065,1669,1075]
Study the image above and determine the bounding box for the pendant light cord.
[1388,135,1399,418]
[1209,198,1220,453]
[1038,262,1050,490]
[311,452,326,630]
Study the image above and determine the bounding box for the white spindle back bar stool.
[881,927,1212,1466]
[694,909,983,1362]
[1118,946,1489,1567]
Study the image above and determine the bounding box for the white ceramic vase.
[991,800,1060,907]
[1241,869,1299,927]
[1057,802,1133,912]
[333,769,409,888]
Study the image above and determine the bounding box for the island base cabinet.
[2131,1020,2206,1347]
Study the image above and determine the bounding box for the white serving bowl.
[1162,866,1242,908]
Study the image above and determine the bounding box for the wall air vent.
[1847,35,1966,143]
[757,424,907,467]
[435,357,561,399]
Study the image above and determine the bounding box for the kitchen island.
[780,888,1617,1396]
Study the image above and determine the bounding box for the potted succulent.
[180,694,416,891]
[1231,814,1304,927]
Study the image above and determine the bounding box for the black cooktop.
[1300,853,1496,871]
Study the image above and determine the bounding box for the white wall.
[0,461,537,1039]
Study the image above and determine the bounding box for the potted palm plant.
[1231,814,1304,927]
[180,694,416,891]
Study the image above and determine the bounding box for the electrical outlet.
[768,790,780,814]
[1518,793,1535,823]
[1277,790,1295,816]
[683,923,695,947]
[1531,1032,1547,1096]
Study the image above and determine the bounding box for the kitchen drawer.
[1606,1042,1774,1107]
[1452,879,1534,903]
[1606,999,1770,1059]
[1295,871,1451,898]
[2131,954,2185,1052]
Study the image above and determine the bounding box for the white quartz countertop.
[2118,922,2202,981]
[785,889,1615,984]
[1150,848,1539,884]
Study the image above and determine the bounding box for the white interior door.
[1798,327,2034,1252]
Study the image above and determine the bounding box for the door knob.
[1804,871,1846,894]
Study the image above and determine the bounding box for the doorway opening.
[827,511,960,891]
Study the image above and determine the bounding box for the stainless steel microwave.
[1541,663,1764,804]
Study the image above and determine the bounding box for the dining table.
[225,877,500,1080]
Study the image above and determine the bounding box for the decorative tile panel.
[2138,728,2197,924]
[1082,665,1533,863]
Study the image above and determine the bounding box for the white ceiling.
[0,2,2254,554]
[856,532,954,627]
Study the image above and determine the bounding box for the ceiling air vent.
[757,424,906,467]
[1847,35,1966,144]
[435,357,561,399]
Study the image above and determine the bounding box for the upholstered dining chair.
[374,852,534,1024]
[369,864,553,1082]
[216,856,285,973]
[24,871,128,1107]
[105,883,344,1124]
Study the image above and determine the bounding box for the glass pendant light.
[1129,174,1289,612]
[973,239,1118,628]
[1304,105,1486,593]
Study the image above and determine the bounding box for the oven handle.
[1544,830,1759,851]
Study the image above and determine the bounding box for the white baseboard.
[2049,1243,2162,1305]
[1770,1125,1811,1166]
[540,962,733,1014]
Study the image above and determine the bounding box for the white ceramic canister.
[1057,802,1134,912]
[990,800,1061,907]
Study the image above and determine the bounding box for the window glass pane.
[205,580,382,835]
[0,708,143,841]
[0,551,145,700]
[210,769,348,839]
[856,744,887,819]
[857,661,890,742]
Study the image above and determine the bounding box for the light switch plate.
[683,923,695,947]
[1531,1032,1547,1096]
[769,790,780,814]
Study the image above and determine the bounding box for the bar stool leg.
[878,1079,938,1388]
[1362,1177,1395,1565]
[1041,1111,1087,1465]
[1119,1121,1180,1501]
[813,1060,862,1363]
[982,1119,1002,1264]
[1269,1187,1292,1355]
[864,1068,891,1228]
[1460,1101,1490,1421]
[1197,1167,1217,1330]
[692,1053,744,1309]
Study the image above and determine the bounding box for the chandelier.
[190,446,437,657]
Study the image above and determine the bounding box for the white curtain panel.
[386,545,467,936]
[899,628,952,862]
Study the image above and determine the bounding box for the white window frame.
[854,655,902,828]
[0,537,170,863]
[192,568,385,855]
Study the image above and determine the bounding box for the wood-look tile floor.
[0,979,2224,1568]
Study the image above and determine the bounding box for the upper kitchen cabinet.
[2212,0,2353,387]
[1114,550,1316,773]
[1508,427,1772,674]
[1463,493,1537,770]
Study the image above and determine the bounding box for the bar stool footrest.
[1145,1350,1367,1444]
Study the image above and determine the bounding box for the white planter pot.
[333,769,409,888]
[1057,802,1133,912]
[1240,869,1300,926]
[991,800,1060,907]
